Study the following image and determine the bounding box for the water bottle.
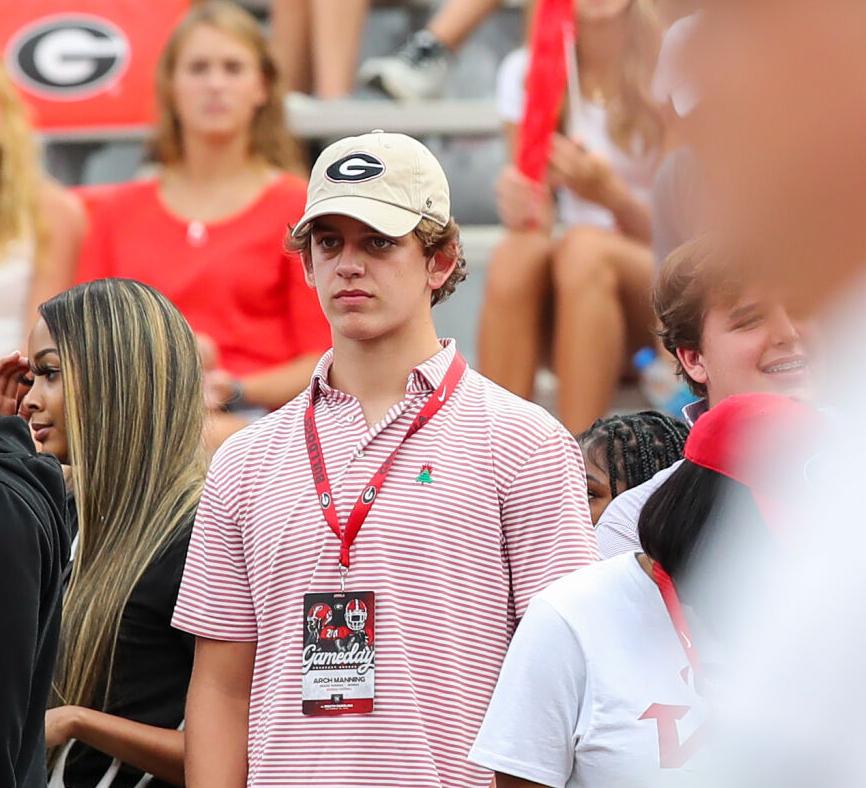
[633,347,697,418]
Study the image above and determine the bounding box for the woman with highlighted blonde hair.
[478,0,664,433]
[0,63,84,357]
[76,1,331,451]
[6,279,206,787]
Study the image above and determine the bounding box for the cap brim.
[292,195,422,238]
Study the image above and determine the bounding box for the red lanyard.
[651,561,702,681]
[305,352,467,572]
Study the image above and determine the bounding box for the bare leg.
[477,230,554,398]
[311,0,370,98]
[270,0,311,94]
[427,0,503,50]
[551,226,654,432]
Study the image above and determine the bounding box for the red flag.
[516,0,577,182]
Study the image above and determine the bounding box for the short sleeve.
[469,597,586,787]
[496,48,529,125]
[500,426,598,617]
[283,252,332,357]
[172,466,257,641]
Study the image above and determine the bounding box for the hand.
[0,352,30,418]
[495,165,554,231]
[548,134,617,206]
[45,705,82,748]
[203,369,242,411]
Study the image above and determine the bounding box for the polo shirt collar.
[310,339,458,399]
[682,398,708,427]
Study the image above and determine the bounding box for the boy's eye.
[734,314,763,329]
[316,236,340,249]
[369,237,394,250]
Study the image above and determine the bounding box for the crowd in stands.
[0,0,846,786]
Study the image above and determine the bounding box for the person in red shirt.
[76,1,330,448]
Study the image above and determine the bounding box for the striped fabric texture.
[173,341,598,787]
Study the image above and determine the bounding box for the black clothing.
[0,416,69,788]
[63,526,194,788]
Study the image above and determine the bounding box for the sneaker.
[359,30,450,101]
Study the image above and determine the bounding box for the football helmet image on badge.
[345,598,368,632]
[306,602,334,640]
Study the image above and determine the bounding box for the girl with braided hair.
[578,410,689,523]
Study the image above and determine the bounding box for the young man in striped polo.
[173,131,597,788]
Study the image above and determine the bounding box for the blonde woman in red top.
[77,1,330,448]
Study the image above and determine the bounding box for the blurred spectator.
[76,1,330,449]
[649,9,704,263]
[680,6,866,784]
[361,0,501,100]
[577,410,689,524]
[26,281,205,787]
[689,0,866,314]
[0,64,84,357]
[477,0,663,433]
[270,0,370,98]
[0,354,68,788]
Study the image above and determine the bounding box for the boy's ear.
[676,347,709,388]
[302,253,316,288]
[426,249,458,291]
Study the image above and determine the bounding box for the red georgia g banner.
[516,0,577,183]
[2,0,189,133]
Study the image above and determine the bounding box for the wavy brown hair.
[289,217,467,306]
[44,280,206,719]
[150,0,302,170]
[654,235,750,397]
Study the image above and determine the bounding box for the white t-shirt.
[496,48,657,230]
[0,239,34,355]
[470,553,711,788]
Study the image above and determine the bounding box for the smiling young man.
[173,131,598,788]
[595,235,814,558]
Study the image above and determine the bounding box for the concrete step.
[286,95,499,138]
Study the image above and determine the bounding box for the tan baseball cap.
[292,131,451,238]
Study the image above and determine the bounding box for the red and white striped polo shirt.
[173,340,598,787]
